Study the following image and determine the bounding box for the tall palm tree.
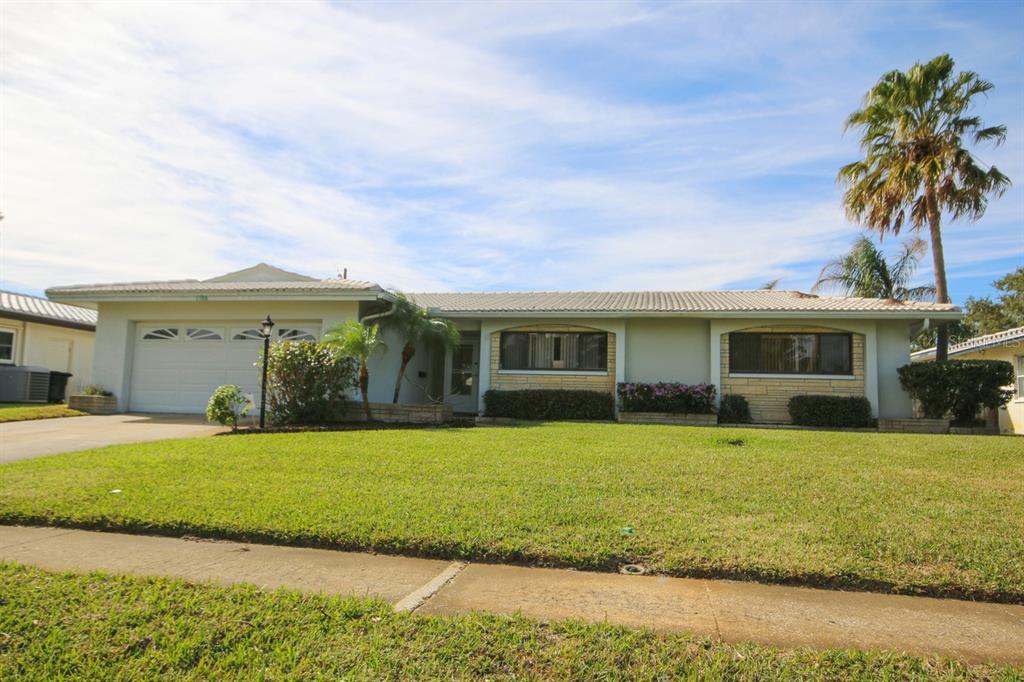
[321,320,386,421]
[813,235,935,301]
[839,53,1010,360]
[381,293,461,404]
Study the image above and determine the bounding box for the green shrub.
[788,395,875,428]
[484,389,615,421]
[82,385,112,397]
[206,384,252,431]
[718,394,752,424]
[898,360,1014,425]
[264,341,358,426]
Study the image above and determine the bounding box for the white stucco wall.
[875,319,915,419]
[0,317,95,396]
[624,318,711,384]
[365,326,438,405]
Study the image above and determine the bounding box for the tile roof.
[0,290,97,328]
[46,278,382,297]
[911,326,1024,360]
[409,290,961,316]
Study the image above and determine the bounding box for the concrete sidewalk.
[1,525,1022,665]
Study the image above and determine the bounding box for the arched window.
[277,328,317,342]
[142,328,178,341]
[186,328,223,341]
[231,329,265,341]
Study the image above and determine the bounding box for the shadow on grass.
[3,515,1020,606]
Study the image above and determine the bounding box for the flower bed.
[617,382,716,414]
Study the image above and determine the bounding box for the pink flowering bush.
[617,382,717,414]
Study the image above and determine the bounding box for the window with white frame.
[277,328,317,342]
[1016,355,1024,398]
[141,327,179,341]
[0,329,15,363]
[231,328,265,341]
[186,328,223,341]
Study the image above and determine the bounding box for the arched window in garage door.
[277,328,318,342]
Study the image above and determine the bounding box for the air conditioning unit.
[0,366,52,403]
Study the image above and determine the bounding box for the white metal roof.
[0,290,97,329]
[911,326,1024,360]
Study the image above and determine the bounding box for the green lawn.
[1,423,1022,601]
[0,402,85,423]
[0,563,1015,681]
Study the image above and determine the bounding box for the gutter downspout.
[359,292,398,324]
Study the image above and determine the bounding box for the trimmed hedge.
[788,395,875,428]
[617,382,716,414]
[718,394,752,424]
[484,389,615,421]
[898,360,1014,425]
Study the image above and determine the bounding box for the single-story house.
[0,289,97,397]
[912,327,1024,434]
[47,263,961,421]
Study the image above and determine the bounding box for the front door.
[447,339,480,414]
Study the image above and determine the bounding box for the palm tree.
[321,320,385,421]
[381,293,461,404]
[760,279,781,290]
[839,54,1010,360]
[813,235,935,301]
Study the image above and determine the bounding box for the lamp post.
[259,315,275,429]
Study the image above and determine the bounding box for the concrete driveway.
[0,414,226,463]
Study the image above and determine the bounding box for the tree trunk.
[392,343,416,404]
[925,188,950,362]
[359,363,371,421]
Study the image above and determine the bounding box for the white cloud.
[1,0,1020,299]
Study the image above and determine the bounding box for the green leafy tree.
[991,267,1024,326]
[813,235,934,301]
[839,54,1010,360]
[913,266,1024,350]
[321,321,386,421]
[380,293,461,404]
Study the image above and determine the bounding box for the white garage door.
[129,322,320,413]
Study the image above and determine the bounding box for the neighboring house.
[47,263,961,421]
[911,327,1024,434]
[0,290,97,397]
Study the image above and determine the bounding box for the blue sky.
[2,0,1021,302]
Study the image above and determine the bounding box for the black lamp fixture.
[259,315,275,429]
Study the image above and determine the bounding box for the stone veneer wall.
[720,326,866,424]
[489,324,616,394]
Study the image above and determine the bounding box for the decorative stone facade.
[68,394,118,415]
[719,326,866,424]
[488,324,616,394]
[343,401,453,424]
[617,412,717,426]
[878,418,949,434]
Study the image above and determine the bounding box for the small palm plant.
[381,293,461,403]
[321,320,386,421]
[813,236,935,302]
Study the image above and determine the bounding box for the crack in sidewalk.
[702,582,722,641]
[393,561,467,613]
